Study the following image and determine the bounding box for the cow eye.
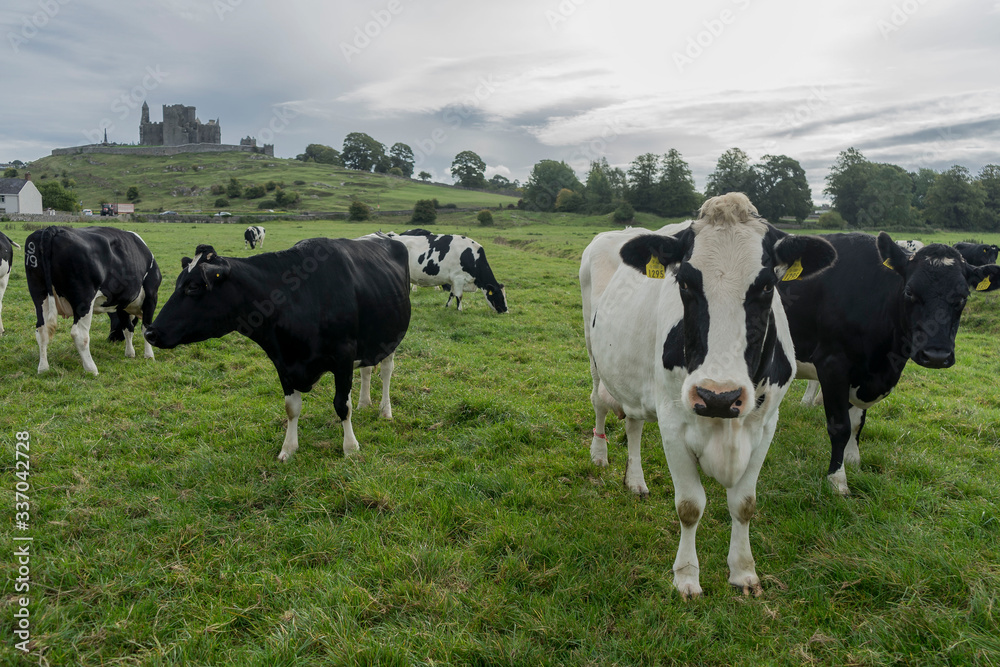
[761,283,773,294]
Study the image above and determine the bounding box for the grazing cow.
[0,231,20,335]
[896,239,925,254]
[779,232,1000,495]
[24,226,161,375]
[953,242,999,266]
[388,228,507,312]
[244,225,266,250]
[144,235,411,460]
[581,193,836,598]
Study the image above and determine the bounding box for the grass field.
[1,212,999,665]
[23,153,520,215]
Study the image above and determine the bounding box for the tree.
[751,154,812,222]
[36,180,79,211]
[488,174,512,190]
[295,144,344,166]
[976,165,1000,230]
[522,160,583,212]
[612,201,635,224]
[226,177,242,199]
[477,209,494,226]
[450,151,487,188]
[705,148,755,198]
[342,132,386,172]
[3,168,17,178]
[910,167,937,210]
[658,149,701,217]
[924,166,987,230]
[411,199,437,224]
[626,153,660,214]
[824,148,871,225]
[126,186,140,202]
[855,163,917,228]
[555,188,585,212]
[584,159,614,213]
[348,200,371,221]
[389,143,415,178]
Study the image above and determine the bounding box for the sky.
[2,0,998,203]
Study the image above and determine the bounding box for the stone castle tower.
[140,102,222,146]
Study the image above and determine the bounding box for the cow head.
[619,193,836,419]
[483,284,507,313]
[144,245,237,349]
[878,232,1000,368]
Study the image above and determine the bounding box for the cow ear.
[620,228,694,277]
[771,233,837,281]
[181,256,192,269]
[966,264,1000,292]
[200,260,230,291]
[876,231,910,277]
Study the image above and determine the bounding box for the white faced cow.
[244,226,265,250]
[24,226,161,374]
[144,235,411,461]
[0,231,20,335]
[581,192,836,598]
[388,229,507,312]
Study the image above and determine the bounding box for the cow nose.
[914,348,953,369]
[143,327,158,346]
[693,386,744,419]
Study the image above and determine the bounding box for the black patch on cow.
[417,252,425,264]
[401,228,433,237]
[743,268,778,382]
[423,260,440,276]
[459,247,477,275]
[661,321,685,370]
[675,263,708,372]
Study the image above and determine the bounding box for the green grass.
[25,153,520,215]
[1,215,999,665]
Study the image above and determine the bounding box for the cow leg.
[664,449,706,599]
[70,297,100,375]
[623,417,648,496]
[725,421,772,597]
[0,268,8,335]
[278,390,302,462]
[588,369,622,466]
[333,366,360,455]
[358,366,374,409]
[120,312,138,358]
[801,380,823,406]
[35,297,58,373]
[816,370,853,496]
[377,353,394,419]
[844,407,866,466]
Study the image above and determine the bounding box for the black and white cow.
[779,232,1000,495]
[388,229,507,312]
[0,231,20,336]
[581,193,836,598]
[244,226,265,250]
[24,226,161,374]
[144,235,411,460]
[954,242,999,266]
[896,239,925,254]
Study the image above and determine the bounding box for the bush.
[612,201,635,224]
[442,203,458,209]
[244,184,267,199]
[477,209,494,226]
[257,199,278,210]
[818,210,847,229]
[226,178,242,199]
[293,180,306,186]
[265,180,277,192]
[411,199,437,224]
[210,184,225,196]
[274,189,300,208]
[555,188,585,212]
[214,198,229,208]
[388,167,404,177]
[349,200,371,221]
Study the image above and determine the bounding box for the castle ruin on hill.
[51,101,274,157]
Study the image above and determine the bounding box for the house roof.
[0,178,31,195]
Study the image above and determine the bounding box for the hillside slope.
[26,152,520,214]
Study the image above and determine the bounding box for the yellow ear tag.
[883,258,894,270]
[645,256,665,279]
[216,273,220,278]
[781,259,804,281]
[975,276,992,291]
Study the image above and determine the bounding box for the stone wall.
[51,143,274,157]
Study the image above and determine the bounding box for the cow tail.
[40,226,56,296]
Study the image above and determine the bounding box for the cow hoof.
[277,450,294,463]
[676,582,703,600]
[827,469,851,496]
[732,579,763,597]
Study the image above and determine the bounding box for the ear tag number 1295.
[646,256,665,279]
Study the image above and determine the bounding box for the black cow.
[244,225,265,250]
[954,242,999,266]
[24,226,161,375]
[0,231,20,336]
[779,232,1000,495]
[389,228,507,312]
[144,235,411,460]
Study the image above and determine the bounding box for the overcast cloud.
[2,0,997,202]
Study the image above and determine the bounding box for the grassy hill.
[26,152,520,215]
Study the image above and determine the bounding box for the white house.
[0,176,43,214]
